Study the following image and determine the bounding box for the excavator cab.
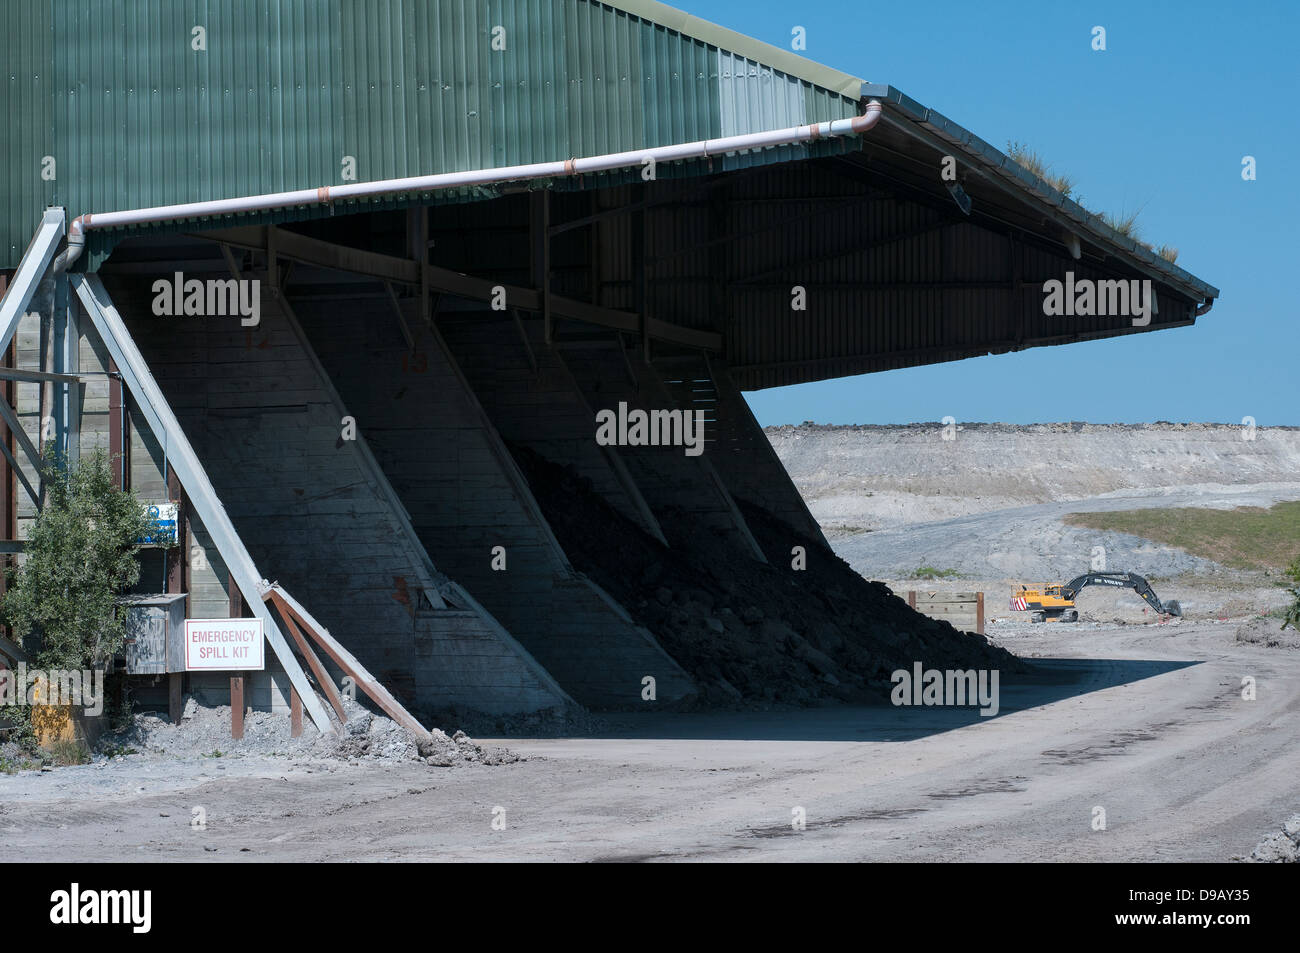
[1011,585,1078,622]
[1011,572,1180,623]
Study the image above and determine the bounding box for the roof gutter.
[57,102,884,271]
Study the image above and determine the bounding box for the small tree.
[3,451,149,669]
[1283,558,1300,632]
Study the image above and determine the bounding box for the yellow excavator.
[1011,572,1181,623]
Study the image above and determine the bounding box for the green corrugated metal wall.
[1,0,861,270]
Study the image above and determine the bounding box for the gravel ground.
[882,575,1291,627]
[1235,615,1300,650]
[832,483,1300,582]
[1248,815,1300,862]
[1,618,1295,862]
[95,693,518,769]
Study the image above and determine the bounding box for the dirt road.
[1,620,1294,862]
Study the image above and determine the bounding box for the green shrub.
[45,738,90,766]
[0,705,38,752]
[2,450,148,669]
[914,566,961,581]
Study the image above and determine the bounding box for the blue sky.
[691,0,1300,426]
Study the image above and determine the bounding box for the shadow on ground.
[492,658,1201,743]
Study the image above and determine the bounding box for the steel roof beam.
[196,226,723,351]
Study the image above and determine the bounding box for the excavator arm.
[1062,572,1180,616]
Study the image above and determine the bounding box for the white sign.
[184,618,264,671]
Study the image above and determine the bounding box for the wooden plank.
[230,675,245,739]
[0,367,85,385]
[271,594,347,723]
[912,606,979,620]
[976,591,985,635]
[200,226,420,284]
[265,583,432,743]
[199,223,721,350]
[229,570,247,739]
[168,673,183,725]
[290,687,303,738]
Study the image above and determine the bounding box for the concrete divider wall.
[704,360,830,547]
[438,313,665,542]
[292,297,695,709]
[560,342,766,562]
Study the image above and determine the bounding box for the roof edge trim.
[861,83,1219,302]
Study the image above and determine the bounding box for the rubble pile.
[513,445,1021,708]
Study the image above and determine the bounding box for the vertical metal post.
[52,276,67,460]
[64,285,80,466]
[108,360,126,489]
[0,278,12,624]
[34,277,54,504]
[167,466,187,725]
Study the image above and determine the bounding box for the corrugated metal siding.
[3,1,55,267]
[2,0,864,269]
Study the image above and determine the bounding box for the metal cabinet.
[122,593,188,674]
